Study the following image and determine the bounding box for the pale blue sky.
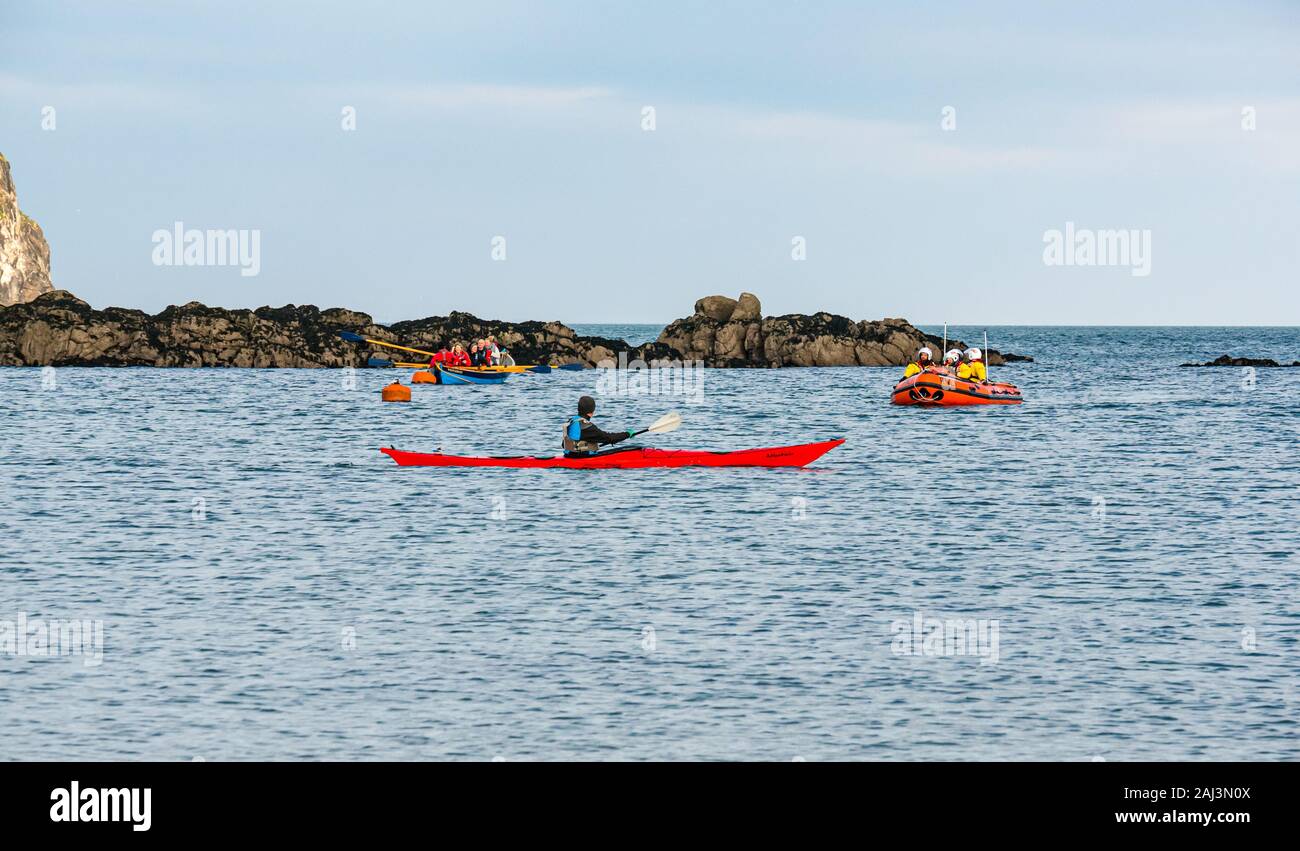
[2,1,1297,324]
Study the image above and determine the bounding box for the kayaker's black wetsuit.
[563,416,632,456]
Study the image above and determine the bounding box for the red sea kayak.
[380,438,845,469]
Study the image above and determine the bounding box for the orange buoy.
[411,370,439,384]
[381,381,412,403]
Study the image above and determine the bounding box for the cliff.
[0,153,54,306]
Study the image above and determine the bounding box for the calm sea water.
[571,323,663,346]
[1,326,1297,760]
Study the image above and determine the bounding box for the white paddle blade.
[646,411,682,434]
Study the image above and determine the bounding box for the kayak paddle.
[632,411,682,437]
[337,330,438,359]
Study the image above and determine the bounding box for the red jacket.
[448,350,470,367]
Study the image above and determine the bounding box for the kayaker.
[563,396,636,456]
[902,347,935,378]
[965,347,988,382]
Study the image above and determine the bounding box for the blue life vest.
[563,415,597,454]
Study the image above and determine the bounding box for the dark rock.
[0,291,660,368]
[1180,355,1300,367]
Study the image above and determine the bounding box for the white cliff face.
[0,153,54,306]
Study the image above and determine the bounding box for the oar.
[337,330,437,359]
[370,357,439,370]
[631,411,682,438]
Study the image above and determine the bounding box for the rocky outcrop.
[0,289,1032,369]
[657,294,1025,367]
[0,290,660,368]
[0,153,54,306]
[1180,355,1300,367]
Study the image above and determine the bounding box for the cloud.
[1075,98,1300,174]
[709,107,1067,174]
[339,82,615,111]
[0,72,197,115]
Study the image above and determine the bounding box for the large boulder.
[693,295,738,323]
[732,292,762,321]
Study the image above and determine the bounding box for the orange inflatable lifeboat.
[891,369,1022,406]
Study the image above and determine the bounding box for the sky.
[1,0,1297,325]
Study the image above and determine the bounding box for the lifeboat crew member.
[903,347,935,378]
[942,349,962,372]
[955,350,973,380]
[965,347,987,382]
[563,396,636,457]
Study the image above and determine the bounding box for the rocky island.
[0,289,1029,369]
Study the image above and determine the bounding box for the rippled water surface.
[1,326,1297,760]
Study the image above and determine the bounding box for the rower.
[902,347,935,378]
[965,347,987,382]
[563,396,635,457]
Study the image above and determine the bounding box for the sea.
[1,325,1297,760]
